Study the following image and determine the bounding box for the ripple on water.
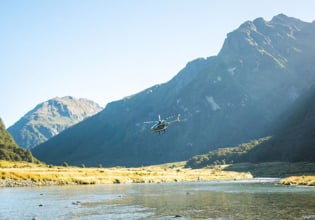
[1,181,315,220]
[64,204,155,220]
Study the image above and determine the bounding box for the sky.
[1,0,315,127]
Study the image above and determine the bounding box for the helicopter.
[145,114,180,134]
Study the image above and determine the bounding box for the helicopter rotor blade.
[144,114,180,125]
[144,121,157,124]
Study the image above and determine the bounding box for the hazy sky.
[1,0,314,127]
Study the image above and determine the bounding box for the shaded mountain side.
[8,96,102,149]
[33,14,315,167]
[0,118,36,162]
[186,85,315,168]
[244,84,315,162]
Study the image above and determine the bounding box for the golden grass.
[0,160,46,168]
[0,160,252,186]
[3,160,314,187]
[279,176,315,186]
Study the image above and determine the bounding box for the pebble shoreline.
[1,177,314,187]
[0,179,59,187]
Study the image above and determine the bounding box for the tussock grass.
[0,160,45,168]
[3,160,313,187]
[280,176,315,186]
[0,160,252,187]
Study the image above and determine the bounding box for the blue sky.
[1,0,315,127]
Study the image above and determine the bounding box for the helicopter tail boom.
[168,114,180,124]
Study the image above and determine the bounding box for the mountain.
[32,14,315,167]
[8,96,103,149]
[0,118,36,162]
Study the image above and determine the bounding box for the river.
[0,179,314,220]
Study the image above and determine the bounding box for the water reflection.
[0,180,314,220]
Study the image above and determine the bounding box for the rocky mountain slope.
[32,14,315,167]
[0,118,36,162]
[8,96,103,149]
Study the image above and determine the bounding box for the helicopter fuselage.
[151,120,168,133]
[146,114,180,134]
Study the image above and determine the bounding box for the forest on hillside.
[0,118,36,162]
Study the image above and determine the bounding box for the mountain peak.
[8,97,103,149]
[272,13,290,21]
[271,13,303,25]
[218,13,311,66]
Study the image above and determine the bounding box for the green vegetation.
[0,118,37,163]
[185,137,271,168]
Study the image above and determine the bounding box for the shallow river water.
[1,179,315,220]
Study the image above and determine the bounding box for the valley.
[1,14,315,189]
[2,4,315,220]
[31,14,315,167]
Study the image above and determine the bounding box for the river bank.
[1,160,314,187]
[223,162,315,186]
[279,176,315,186]
[0,160,252,187]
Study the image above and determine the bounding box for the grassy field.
[0,160,252,187]
[1,160,314,187]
